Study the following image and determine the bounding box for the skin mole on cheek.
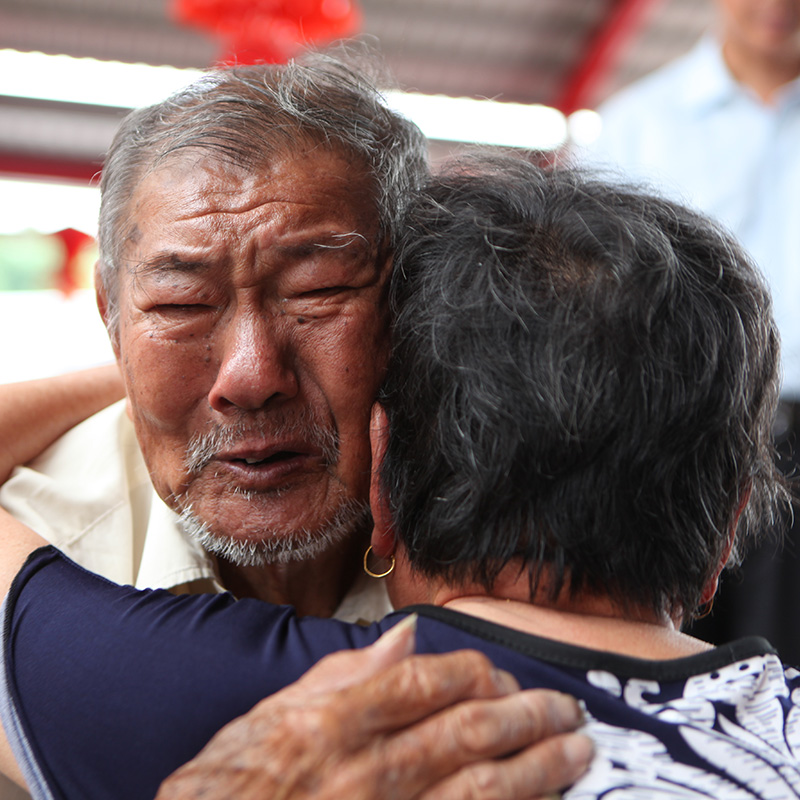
[297,317,306,324]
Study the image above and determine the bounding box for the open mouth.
[216,448,320,491]
[234,451,301,467]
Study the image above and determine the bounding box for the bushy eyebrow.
[128,231,374,280]
[272,231,375,268]
[130,255,210,279]
[311,231,369,250]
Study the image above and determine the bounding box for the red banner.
[172,0,362,64]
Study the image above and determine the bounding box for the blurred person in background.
[581,0,800,664]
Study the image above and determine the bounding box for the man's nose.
[208,312,298,413]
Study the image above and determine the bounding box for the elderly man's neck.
[213,533,366,617]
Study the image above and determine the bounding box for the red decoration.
[52,228,94,296]
[172,0,362,64]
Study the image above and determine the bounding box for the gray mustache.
[184,409,339,474]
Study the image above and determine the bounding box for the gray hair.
[382,154,788,620]
[97,45,429,337]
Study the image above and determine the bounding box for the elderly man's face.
[107,146,391,562]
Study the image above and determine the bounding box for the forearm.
[0,736,26,793]
[0,504,47,787]
[0,364,124,485]
[0,504,47,792]
[0,506,47,596]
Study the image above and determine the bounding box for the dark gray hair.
[381,154,787,620]
[97,46,429,336]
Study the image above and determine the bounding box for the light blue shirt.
[582,36,800,398]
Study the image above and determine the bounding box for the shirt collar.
[679,35,741,114]
[682,34,800,113]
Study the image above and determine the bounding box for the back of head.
[382,154,785,619]
[97,44,429,333]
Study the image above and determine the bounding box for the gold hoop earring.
[363,545,395,579]
[694,597,715,620]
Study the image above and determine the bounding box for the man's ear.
[698,532,735,606]
[95,261,131,419]
[94,261,121,360]
[369,403,395,558]
[94,261,109,326]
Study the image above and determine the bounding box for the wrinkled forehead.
[122,144,383,261]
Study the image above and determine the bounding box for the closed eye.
[152,303,215,314]
[298,286,353,297]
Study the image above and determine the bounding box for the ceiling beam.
[554,0,663,114]
[0,152,100,184]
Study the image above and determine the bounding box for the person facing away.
[1,155,797,800]
[580,0,800,663]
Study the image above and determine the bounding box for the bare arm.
[0,366,123,787]
[157,620,594,800]
[0,508,48,791]
[0,364,124,485]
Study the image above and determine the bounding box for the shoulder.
[0,401,151,570]
[2,548,389,799]
[0,399,136,491]
[598,42,706,122]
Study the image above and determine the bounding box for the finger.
[419,732,595,800]
[391,689,584,769]
[332,650,521,741]
[365,614,419,670]
[276,615,420,704]
[364,690,587,798]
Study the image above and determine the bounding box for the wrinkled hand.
[156,617,593,800]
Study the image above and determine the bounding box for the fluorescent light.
[568,109,603,147]
[0,49,202,108]
[0,49,568,150]
[0,179,100,236]
[384,91,567,150]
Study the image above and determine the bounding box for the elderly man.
[2,53,426,618]
[0,52,589,799]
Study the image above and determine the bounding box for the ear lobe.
[95,262,121,359]
[369,403,395,558]
[95,262,109,323]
